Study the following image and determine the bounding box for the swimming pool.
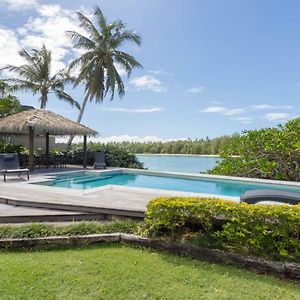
[33,170,300,197]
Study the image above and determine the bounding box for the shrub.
[209,117,300,181]
[145,197,300,262]
[0,220,139,240]
[0,139,27,154]
[0,140,143,169]
[65,143,143,169]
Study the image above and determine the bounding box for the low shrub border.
[0,220,139,239]
[0,233,299,280]
[144,197,300,263]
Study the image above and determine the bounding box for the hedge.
[65,143,143,168]
[145,197,300,262]
[0,220,139,240]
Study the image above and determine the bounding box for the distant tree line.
[104,135,236,155]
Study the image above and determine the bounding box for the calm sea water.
[136,154,220,174]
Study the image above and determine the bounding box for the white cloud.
[35,4,61,17]
[129,75,167,92]
[209,101,222,105]
[0,28,25,74]
[2,0,38,10]
[185,87,205,94]
[149,70,173,76]
[200,106,244,116]
[56,135,188,144]
[264,112,290,121]
[250,104,293,110]
[0,3,86,76]
[231,117,253,124]
[18,5,82,73]
[200,103,295,123]
[103,107,163,113]
[200,106,226,113]
[92,135,166,143]
[222,108,245,116]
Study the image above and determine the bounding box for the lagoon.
[136,154,220,174]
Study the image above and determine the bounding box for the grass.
[0,244,299,299]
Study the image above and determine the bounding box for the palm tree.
[66,7,142,145]
[2,45,80,109]
[0,80,21,118]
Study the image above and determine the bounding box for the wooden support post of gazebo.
[83,135,87,168]
[45,132,50,168]
[28,127,34,172]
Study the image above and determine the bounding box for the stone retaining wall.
[0,233,299,280]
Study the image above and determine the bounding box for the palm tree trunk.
[67,94,89,147]
[40,94,47,109]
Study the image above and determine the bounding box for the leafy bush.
[0,140,143,169]
[66,143,143,168]
[0,139,28,154]
[0,220,139,239]
[0,80,22,118]
[209,118,300,181]
[145,197,300,262]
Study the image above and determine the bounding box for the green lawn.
[0,244,299,300]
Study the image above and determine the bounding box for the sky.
[0,0,300,142]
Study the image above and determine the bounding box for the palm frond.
[76,11,102,43]
[53,90,81,110]
[66,31,95,49]
[94,6,107,31]
[18,49,40,74]
[112,30,142,48]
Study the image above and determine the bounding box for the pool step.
[69,176,113,185]
[54,174,96,182]
[52,175,112,184]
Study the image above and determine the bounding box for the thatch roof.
[0,109,97,136]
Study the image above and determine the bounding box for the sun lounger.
[93,152,106,169]
[240,189,300,205]
[0,153,29,182]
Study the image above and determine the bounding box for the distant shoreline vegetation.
[136,153,221,157]
[98,135,235,155]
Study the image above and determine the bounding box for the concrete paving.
[0,167,163,218]
[0,167,242,222]
[0,203,82,217]
[0,202,111,223]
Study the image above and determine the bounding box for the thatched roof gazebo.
[0,109,97,171]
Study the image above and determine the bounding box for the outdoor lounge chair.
[93,152,106,169]
[0,153,29,182]
[240,189,300,205]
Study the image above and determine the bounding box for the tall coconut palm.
[66,6,142,145]
[2,45,80,109]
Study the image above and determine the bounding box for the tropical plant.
[2,45,80,110]
[66,7,142,145]
[0,80,21,118]
[209,118,300,181]
[65,143,143,169]
[145,197,300,262]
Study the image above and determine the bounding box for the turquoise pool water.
[35,171,300,197]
